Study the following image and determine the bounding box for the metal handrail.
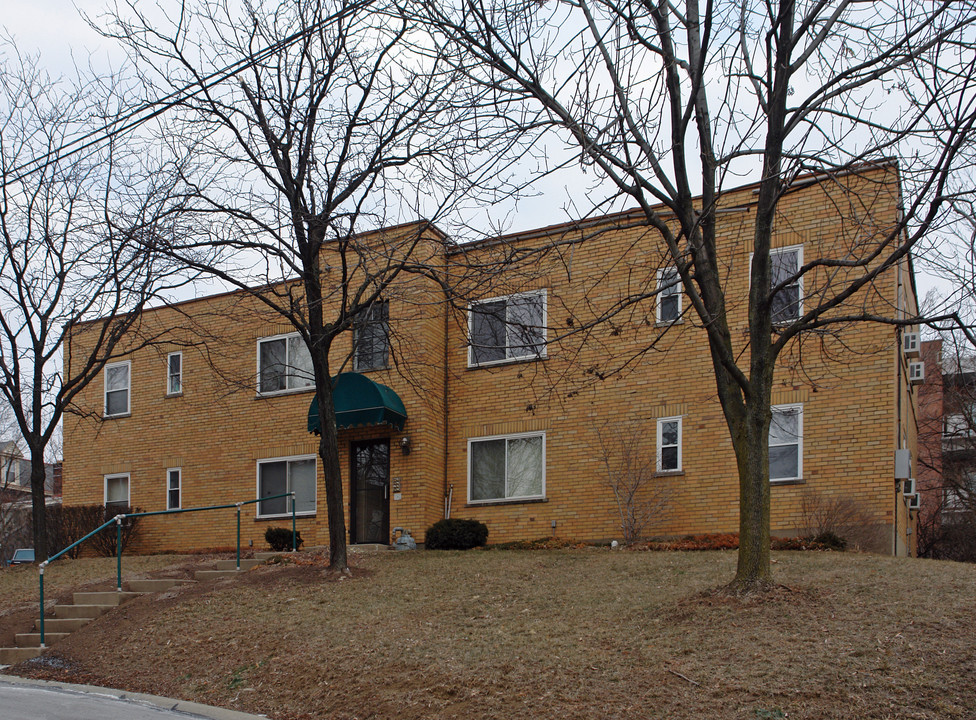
[38,491,297,647]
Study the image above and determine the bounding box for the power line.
[4,12,338,187]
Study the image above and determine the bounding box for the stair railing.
[37,492,296,647]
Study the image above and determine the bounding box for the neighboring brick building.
[62,164,922,554]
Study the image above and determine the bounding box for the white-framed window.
[770,245,803,323]
[769,404,803,482]
[167,352,182,396]
[104,473,130,509]
[166,468,181,510]
[656,268,682,324]
[104,361,131,417]
[257,333,313,395]
[468,432,545,503]
[353,300,389,372]
[468,290,547,367]
[256,455,317,518]
[657,417,682,472]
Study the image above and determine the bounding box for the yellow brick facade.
[62,165,921,555]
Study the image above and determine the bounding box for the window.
[468,432,545,503]
[104,473,130,509]
[769,404,802,482]
[167,352,182,395]
[353,301,389,371]
[257,456,316,517]
[656,268,682,323]
[770,246,802,323]
[468,291,546,366]
[104,361,130,416]
[657,417,682,472]
[257,334,313,394]
[167,468,181,510]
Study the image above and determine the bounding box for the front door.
[350,439,390,544]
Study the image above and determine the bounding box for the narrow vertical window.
[769,405,803,481]
[167,352,182,395]
[353,300,390,371]
[167,468,181,510]
[656,268,681,323]
[657,417,682,472]
[104,362,130,416]
[770,246,802,323]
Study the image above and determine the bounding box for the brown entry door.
[350,439,390,544]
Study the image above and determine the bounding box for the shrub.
[46,505,107,558]
[265,526,302,552]
[424,518,489,550]
[90,506,143,557]
[810,530,848,551]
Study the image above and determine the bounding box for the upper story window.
[353,300,389,372]
[104,361,131,417]
[167,352,182,396]
[468,290,547,367]
[770,245,803,323]
[657,417,682,472]
[656,268,682,324]
[468,431,545,503]
[769,404,803,482]
[257,333,313,395]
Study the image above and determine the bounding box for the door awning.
[307,373,407,434]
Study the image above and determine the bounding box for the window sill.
[255,513,316,521]
[103,412,131,420]
[655,319,684,328]
[465,497,547,508]
[255,387,314,399]
[353,365,389,373]
[654,470,685,477]
[165,392,183,399]
[467,355,547,370]
[770,478,806,486]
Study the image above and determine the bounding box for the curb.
[0,674,268,719]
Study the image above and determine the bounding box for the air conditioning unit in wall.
[908,493,921,511]
[903,477,917,496]
[908,360,925,384]
[902,332,920,357]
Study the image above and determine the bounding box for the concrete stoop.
[0,559,267,666]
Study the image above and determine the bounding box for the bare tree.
[0,47,197,560]
[406,0,976,590]
[99,0,511,571]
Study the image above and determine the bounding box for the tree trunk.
[29,450,48,561]
[730,398,774,591]
[315,383,349,572]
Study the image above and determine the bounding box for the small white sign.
[393,493,402,501]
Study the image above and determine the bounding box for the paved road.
[0,676,267,720]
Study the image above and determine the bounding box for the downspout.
[894,259,903,557]
[442,257,451,519]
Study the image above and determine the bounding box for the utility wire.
[4,12,336,187]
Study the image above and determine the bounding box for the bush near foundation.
[424,519,489,550]
[265,527,303,552]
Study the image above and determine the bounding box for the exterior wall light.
[400,436,411,455]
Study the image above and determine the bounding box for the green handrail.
[38,491,296,647]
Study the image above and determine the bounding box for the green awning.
[307,373,407,434]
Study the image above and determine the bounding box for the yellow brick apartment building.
[62,164,922,555]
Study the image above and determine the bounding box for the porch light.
[400,436,411,455]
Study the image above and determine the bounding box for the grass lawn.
[3,548,976,719]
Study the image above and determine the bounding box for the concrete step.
[350,543,390,553]
[213,558,263,571]
[52,604,115,619]
[72,591,142,607]
[194,569,246,581]
[126,578,196,593]
[0,646,42,664]
[34,617,91,633]
[15,632,70,648]
[254,551,292,560]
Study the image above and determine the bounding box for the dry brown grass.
[4,548,976,720]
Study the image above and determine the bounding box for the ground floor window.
[167,468,181,510]
[657,417,682,472]
[769,404,802,482]
[104,473,130,509]
[257,456,316,517]
[468,432,545,503]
